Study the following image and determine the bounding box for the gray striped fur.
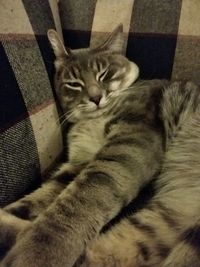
[78,81,200,267]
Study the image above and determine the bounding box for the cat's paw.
[0,209,30,260]
[77,233,133,267]
[77,248,117,267]
[76,240,122,267]
[1,222,70,267]
[1,225,48,267]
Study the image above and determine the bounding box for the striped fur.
[1,26,200,267]
[77,81,200,267]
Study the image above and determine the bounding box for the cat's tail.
[161,81,200,146]
[162,218,200,267]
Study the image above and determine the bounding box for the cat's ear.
[47,29,72,58]
[93,24,124,53]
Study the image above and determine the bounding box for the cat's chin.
[70,107,109,122]
[84,108,107,119]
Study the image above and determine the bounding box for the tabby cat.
[1,25,200,267]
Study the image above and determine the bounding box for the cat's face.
[48,25,139,122]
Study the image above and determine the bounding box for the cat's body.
[78,81,200,267]
[1,25,200,267]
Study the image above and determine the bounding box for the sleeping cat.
[1,24,200,267]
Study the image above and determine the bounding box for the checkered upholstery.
[60,0,200,83]
[1,0,200,206]
[0,0,63,206]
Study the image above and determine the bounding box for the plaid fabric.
[0,0,63,206]
[60,0,200,84]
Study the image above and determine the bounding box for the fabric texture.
[0,0,63,206]
[60,0,200,84]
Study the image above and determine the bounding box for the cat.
[1,24,200,267]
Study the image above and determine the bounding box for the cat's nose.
[89,95,102,106]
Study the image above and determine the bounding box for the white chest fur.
[67,117,108,165]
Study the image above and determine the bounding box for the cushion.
[0,0,63,206]
[59,0,200,84]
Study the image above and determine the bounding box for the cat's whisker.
[59,109,78,124]
[77,105,85,109]
[60,117,69,127]
[56,113,68,124]
[65,112,74,121]
[78,105,88,110]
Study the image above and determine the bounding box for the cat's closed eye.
[98,67,122,83]
[61,84,81,101]
[98,68,109,82]
[63,82,82,91]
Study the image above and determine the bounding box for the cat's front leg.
[0,163,78,263]
[1,178,101,267]
[4,162,82,221]
[2,131,163,267]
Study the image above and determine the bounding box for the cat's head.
[48,24,139,122]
